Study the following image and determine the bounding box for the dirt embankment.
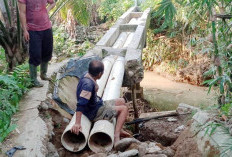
[171,120,202,157]
[154,54,211,86]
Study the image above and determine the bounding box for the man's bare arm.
[75,111,82,125]
[71,111,82,135]
[18,2,29,41]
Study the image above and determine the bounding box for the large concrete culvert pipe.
[88,119,116,153]
[88,56,125,153]
[61,113,91,152]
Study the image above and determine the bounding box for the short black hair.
[88,60,104,77]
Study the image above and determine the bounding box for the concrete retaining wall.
[190,111,232,156]
[94,7,151,87]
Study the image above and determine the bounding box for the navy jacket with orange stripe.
[76,74,103,121]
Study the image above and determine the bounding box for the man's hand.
[23,30,30,41]
[71,123,82,135]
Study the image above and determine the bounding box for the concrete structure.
[59,6,151,153]
[97,55,117,97]
[61,113,91,152]
[86,8,150,152]
[94,7,151,86]
[190,111,232,156]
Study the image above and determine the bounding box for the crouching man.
[71,60,130,144]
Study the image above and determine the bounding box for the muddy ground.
[1,70,208,157]
[39,98,197,157]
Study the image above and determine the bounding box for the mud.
[171,121,202,157]
[38,99,158,156]
[127,99,158,122]
[41,109,95,157]
[138,114,190,146]
[38,71,207,157]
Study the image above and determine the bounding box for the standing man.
[18,0,56,87]
[71,60,131,145]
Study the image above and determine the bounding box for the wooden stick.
[131,84,139,132]
[215,14,232,19]
[126,112,179,125]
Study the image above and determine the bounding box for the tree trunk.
[0,0,28,71]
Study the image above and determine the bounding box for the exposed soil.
[1,69,208,157]
[154,53,211,86]
[41,109,95,157]
[138,114,190,146]
[171,120,202,157]
[38,97,199,157]
[127,99,158,122]
[38,99,160,156]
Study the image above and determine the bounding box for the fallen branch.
[215,14,232,19]
[126,112,179,125]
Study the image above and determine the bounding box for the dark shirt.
[76,73,103,121]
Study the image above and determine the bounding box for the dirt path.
[141,71,217,111]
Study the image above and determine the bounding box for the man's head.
[88,60,104,79]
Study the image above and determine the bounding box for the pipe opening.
[62,131,86,151]
[89,132,112,152]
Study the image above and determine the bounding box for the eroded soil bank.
[1,70,212,157]
[39,96,199,157]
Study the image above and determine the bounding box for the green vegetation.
[0,47,6,73]
[142,1,232,151]
[141,0,232,110]
[51,0,91,26]
[53,24,94,59]
[0,63,31,142]
[0,0,100,141]
[53,24,76,56]
[98,0,134,22]
[0,0,28,71]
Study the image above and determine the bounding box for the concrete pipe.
[88,119,116,153]
[128,18,138,24]
[112,32,129,49]
[102,56,125,101]
[97,55,117,97]
[123,32,135,48]
[61,113,91,152]
[88,57,125,153]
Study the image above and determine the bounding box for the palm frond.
[153,0,176,32]
[69,0,90,26]
[50,0,71,19]
[51,0,90,26]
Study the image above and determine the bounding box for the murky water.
[141,71,217,111]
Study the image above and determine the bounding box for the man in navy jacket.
[71,60,130,144]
